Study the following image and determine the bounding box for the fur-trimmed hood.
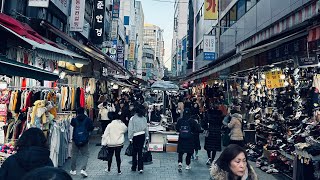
[210,163,258,180]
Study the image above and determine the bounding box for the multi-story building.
[144,24,165,79]
[172,0,188,76]
[120,0,136,73]
[134,1,145,79]
[142,45,156,81]
[192,0,217,72]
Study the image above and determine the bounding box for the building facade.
[171,0,188,76]
[134,1,145,79]
[142,45,156,81]
[144,24,165,79]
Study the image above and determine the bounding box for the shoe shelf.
[278,150,294,161]
[295,149,320,161]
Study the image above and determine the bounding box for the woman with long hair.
[128,106,149,173]
[0,128,53,179]
[210,144,258,180]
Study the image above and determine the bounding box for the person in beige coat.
[228,113,244,147]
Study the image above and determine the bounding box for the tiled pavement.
[62,134,289,180]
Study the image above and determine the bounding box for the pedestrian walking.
[101,112,127,174]
[70,107,94,177]
[176,108,198,172]
[228,113,245,147]
[98,101,115,133]
[191,114,202,160]
[0,128,53,180]
[210,144,258,180]
[202,103,223,165]
[128,106,149,173]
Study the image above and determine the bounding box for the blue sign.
[204,52,216,61]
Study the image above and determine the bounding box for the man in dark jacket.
[0,128,53,180]
[70,107,94,178]
[176,108,197,172]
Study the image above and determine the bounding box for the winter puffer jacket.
[101,120,127,147]
[210,163,258,180]
[0,146,53,180]
[228,113,244,141]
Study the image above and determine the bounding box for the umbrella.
[151,81,179,91]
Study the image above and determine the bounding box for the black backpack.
[179,119,193,139]
[73,118,89,146]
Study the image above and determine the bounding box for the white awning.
[0,24,89,65]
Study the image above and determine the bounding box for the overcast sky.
[139,0,174,70]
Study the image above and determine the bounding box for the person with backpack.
[176,108,198,172]
[202,103,223,166]
[70,107,94,177]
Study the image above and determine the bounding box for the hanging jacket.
[0,146,53,180]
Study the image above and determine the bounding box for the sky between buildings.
[139,0,174,70]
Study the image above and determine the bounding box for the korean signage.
[117,44,124,65]
[111,20,118,40]
[70,0,85,32]
[28,0,49,7]
[298,54,319,67]
[203,35,216,61]
[128,42,135,61]
[51,0,69,16]
[80,20,90,39]
[112,0,120,19]
[265,70,285,89]
[204,0,218,20]
[91,0,105,44]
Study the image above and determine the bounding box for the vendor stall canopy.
[151,81,179,91]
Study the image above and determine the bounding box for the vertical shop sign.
[91,0,105,44]
[111,20,118,39]
[203,35,216,60]
[28,0,49,7]
[112,0,120,19]
[265,70,285,89]
[117,44,124,65]
[128,42,135,61]
[70,0,85,32]
[204,0,218,20]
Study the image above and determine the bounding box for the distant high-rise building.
[143,24,164,79]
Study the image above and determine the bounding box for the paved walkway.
[62,134,288,180]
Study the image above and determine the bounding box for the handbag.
[98,146,109,161]
[142,145,152,162]
[125,143,133,156]
[222,132,230,146]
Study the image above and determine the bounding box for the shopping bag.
[98,146,109,161]
[142,146,152,162]
[222,133,230,146]
[125,143,133,156]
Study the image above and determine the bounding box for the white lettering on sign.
[97,1,104,9]
[96,15,103,23]
[95,28,103,36]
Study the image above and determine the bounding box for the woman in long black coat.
[202,104,223,165]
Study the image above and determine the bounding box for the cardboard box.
[148,143,164,152]
[166,143,177,152]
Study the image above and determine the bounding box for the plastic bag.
[142,145,152,162]
[98,146,109,161]
[125,143,133,156]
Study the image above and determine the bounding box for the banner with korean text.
[70,0,85,32]
[203,35,216,60]
[91,0,105,44]
[28,0,49,7]
[204,0,218,20]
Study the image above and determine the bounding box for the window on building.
[195,41,203,57]
[230,5,237,26]
[220,16,227,34]
[246,0,257,11]
[237,0,246,20]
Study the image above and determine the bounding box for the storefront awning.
[40,21,131,76]
[0,56,59,81]
[241,30,308,59]
[0,13,89,65]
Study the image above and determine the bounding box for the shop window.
[237,0,246,20]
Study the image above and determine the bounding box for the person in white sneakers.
[101,112,127,174]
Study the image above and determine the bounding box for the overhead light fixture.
[284,81,289,87]
[75,63,84,68]
[261,74,266,79]
[269,64,275,67]
[280,74,286,80]
[256,83,262,89]
[112,84,119,89]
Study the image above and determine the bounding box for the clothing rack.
[7,86,58,90]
